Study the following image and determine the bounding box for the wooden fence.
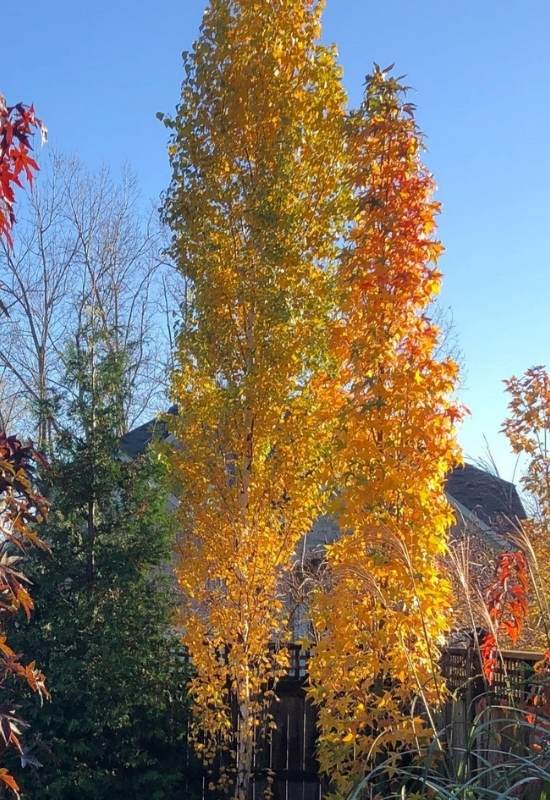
[189,645,545,799]
[440,646,546,789]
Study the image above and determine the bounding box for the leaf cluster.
[0,96,45,247]
[0,432,49,797]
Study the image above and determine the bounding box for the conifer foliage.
[307,67,463,797]
[9,331,193,800]
[161,1,348,795]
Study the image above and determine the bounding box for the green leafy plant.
[8,331,198,799]
[346,695,550,800]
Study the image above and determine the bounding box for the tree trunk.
[235,676,254,800]
[86,498,96,586]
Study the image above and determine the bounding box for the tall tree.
[0,93,44,430]
[9,329,193,800]
[307,67,462,797]
[161,1,348,796]
[0,154,177,447]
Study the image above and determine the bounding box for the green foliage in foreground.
[346,699,550,800]
[9,338,199,800]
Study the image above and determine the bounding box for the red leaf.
[0,768,20,797]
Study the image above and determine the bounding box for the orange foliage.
[307,66,463,797]
[0,433,49,796]
[480,551,529,683]
[503,367,550,521]
[502,368,550,644]
[499,366,550,742]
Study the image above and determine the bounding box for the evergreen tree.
[10,330,195,800]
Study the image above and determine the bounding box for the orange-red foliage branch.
[0,432,49,796]
[480,550,529,684]
[0,95,45,247]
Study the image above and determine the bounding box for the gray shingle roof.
[121,412,526,533]
[119,406,176,459]
[445,463,526,533]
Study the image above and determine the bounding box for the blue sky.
[3,0,549,481]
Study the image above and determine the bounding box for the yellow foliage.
[161,1,348,796]
[307,66,463,797]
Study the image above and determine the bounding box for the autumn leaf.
[0,769,20,798]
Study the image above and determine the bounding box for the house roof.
[445,463,526,533]
[122,412,526,533]
[120,406,177,459]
